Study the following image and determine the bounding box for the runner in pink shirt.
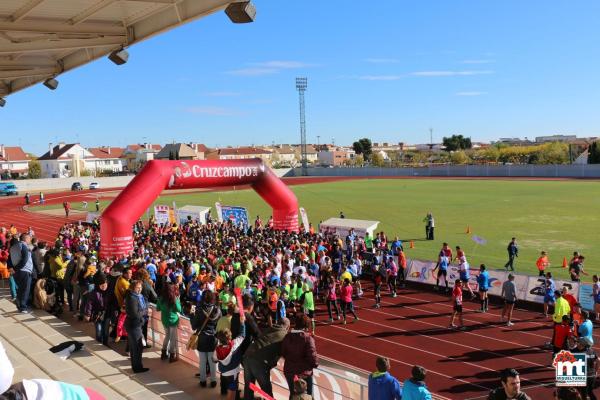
[340,278,359,325]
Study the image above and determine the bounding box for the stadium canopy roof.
[0,0,252,98]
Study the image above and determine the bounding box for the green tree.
[533,142,569,164]
[443,134,472,152]
[27,160,41,179]
[371,152,385,167]
[352,138,373,160]
[354,154,364,167]
[588,142,600,164]
[450,150,470,164]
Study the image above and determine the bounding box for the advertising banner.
[154,205,170,225]
[299,207,310,233]
[524,277,579,303]
[215,202,223,223]
[221,205,249,229]
[513,274,530,300]
[579,284,594,311]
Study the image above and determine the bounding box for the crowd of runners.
[0,213,598,399]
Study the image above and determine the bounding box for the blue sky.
[4,1,600,155]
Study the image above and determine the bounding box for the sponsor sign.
[524,277,579,303]
[154,205,171,225]
[553,350,587,387]
[221,205,249,229]
[299,207,310,233]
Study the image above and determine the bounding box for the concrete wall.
[287,164,600,178]
[6,167,292,192]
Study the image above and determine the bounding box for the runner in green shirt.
[300,283,316,333]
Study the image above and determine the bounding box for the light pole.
[296,77,308,176]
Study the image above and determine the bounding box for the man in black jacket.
[504,238,518,271]
[488,369,531,400]
[125,280,149,373]
[242,318,290,400]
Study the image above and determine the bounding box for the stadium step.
[0,290,195,399]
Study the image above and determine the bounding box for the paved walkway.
[0,287,221,399]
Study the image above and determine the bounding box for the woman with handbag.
[191,290,221,388]
[282,314,318,399]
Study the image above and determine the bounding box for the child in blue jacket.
[368,356,402,400]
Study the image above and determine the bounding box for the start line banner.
[405,259,580,305]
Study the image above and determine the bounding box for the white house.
[0,145,30,176]
[38,142,118,178]
[121,143,162,172]
[88,147,126,173]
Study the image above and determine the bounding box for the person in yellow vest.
[115,268,132,310]
[553,290,571,324]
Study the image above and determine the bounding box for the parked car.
[71,182,83,191]
[0,182,18,196]
[89,182,99,190]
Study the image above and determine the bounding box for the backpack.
[34,278,56,311]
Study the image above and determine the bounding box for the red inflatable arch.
[100,159,298,258]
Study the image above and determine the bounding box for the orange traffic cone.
[562,257,568,269]
[466,226,471,234]
[409,240,415,249]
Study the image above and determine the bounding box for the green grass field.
[33,179,600,279]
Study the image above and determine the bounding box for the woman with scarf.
[125,280,149,373]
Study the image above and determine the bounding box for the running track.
[1,180,599,399]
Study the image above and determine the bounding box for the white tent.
[319,218,380,240]
[176,205,211,225]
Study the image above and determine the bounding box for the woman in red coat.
[281,314,318,399]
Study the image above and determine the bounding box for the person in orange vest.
[536,251,549,277]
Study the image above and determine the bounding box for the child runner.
[543,272,556,318]
[432,251,450,293]
[373,264,384,309]
[300,283,316,333]
[340,278,359,325]
[325,275,341,323]
[214,313,246,400]
[449,279,465,330]
[476,264,490,312]
[501,274,517,326]
[458,255,475,299]
[387,256,398,298]
[536,251,549,277]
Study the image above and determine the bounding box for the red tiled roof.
[219,147,272,156]
[126,144,161,152]
[88,147,125,159]
[0,147,29,161]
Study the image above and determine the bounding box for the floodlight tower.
[296,77,308,176]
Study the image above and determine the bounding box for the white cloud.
[411,70,494,77]
[461,59,495,64]
[364,58,401,64]
[456,91,487,96]
[226,68,279,76]
[359,75,404,81]
[251,61,314,69]
[183,106,243,116]
[227,60,315,76]
[202,91,242,97]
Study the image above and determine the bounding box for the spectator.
[243,318,290,400]
[125,280,149,373]
[156,283,182,363]
[282,314,318,399]
[575,337,598,400]
[367,356,402,400]
[215,314,246,400]
[191,290,221,388]
[8,234,34,313]
[402,365,432,400]
[84,273,109,345]
[488,368,531,400]
[578,310,594,346]
[553,290,571,325]
[291,378,312,400]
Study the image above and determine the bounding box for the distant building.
[155,143,199,160]
[318,147,355,166]
[188,143,209,160]
[88,146,125,174]
[38,142,120,178]
[121,143,162,172]
[535,135,577,143]
[0,145,30,177]
[206,147,273,163]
